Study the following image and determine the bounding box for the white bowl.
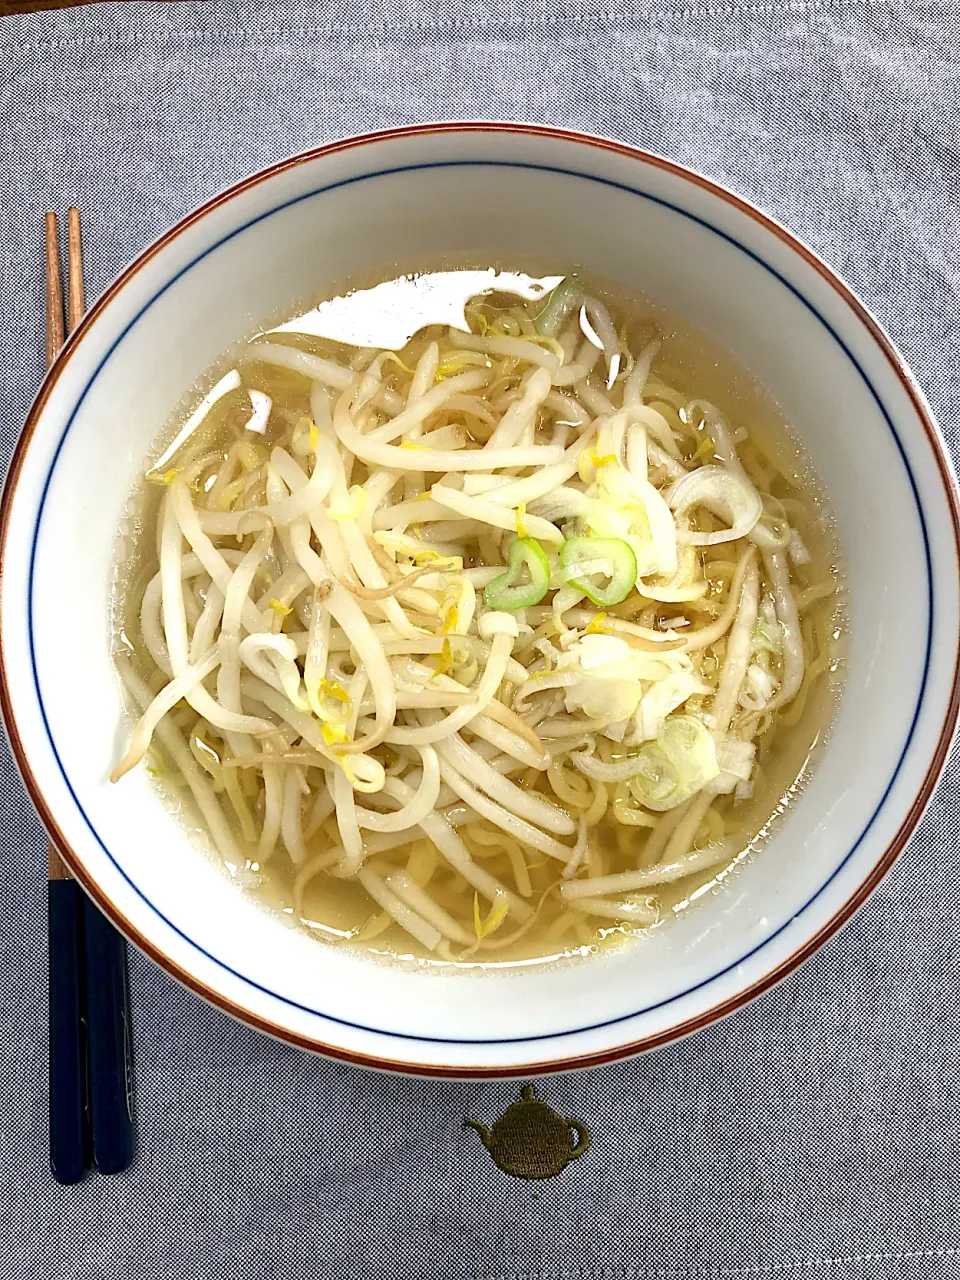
[3,124,959,1076]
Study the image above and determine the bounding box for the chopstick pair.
[45,209,135,1185]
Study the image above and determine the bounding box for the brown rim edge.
[3,123,959,1078]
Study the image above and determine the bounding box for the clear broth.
[112,264,845,970]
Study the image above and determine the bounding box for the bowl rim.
[3,121,959,1076]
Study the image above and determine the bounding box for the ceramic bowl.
[2,124,958,1075]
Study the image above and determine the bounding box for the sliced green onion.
[534,276,584,337]
[628,744,681,807]
[483,537,551,610]
[713,735,755,781]
[657,715,719,788]
[560,536,637,606]
[627,714,720,812]
[667,465,763,547]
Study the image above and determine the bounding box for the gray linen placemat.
[3,1,960,1277]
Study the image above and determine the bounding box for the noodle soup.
[111,270,843,968]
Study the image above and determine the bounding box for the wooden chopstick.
[45,213,74,892]
[45,210,135,1184]
[45,211,74,890]
[45,211,88,1186]
[46,209,86,893]
[44,213,65,372]
[67,207,85,334]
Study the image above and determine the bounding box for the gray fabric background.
[2,1,960,1276]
